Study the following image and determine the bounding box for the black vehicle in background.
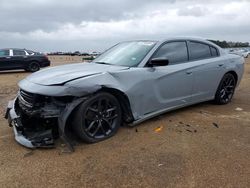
[0,48,50,72]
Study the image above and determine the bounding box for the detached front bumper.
[5,96,87,150]
[5,99,54,148]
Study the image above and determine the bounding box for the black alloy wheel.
[28,62,40,72]
[73,92,121,143]
[215,73,236,104]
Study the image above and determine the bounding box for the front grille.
[18,90,35,108]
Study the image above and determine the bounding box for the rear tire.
[73,92,122,143]
[214,73,236,105]
[28,62,40,72]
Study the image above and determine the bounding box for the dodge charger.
[5,37,245,150]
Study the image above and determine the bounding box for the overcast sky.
[0,0,249,52]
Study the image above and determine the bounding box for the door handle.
[5,56,11,59]
[218,64,224,67]
[186,71,192,75]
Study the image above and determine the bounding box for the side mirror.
[149,58,169,67]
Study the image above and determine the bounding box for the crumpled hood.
[25,63,129,86]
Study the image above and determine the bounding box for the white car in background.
[229,49,249,58]
[238,49,249,58]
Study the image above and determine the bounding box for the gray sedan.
[5,37,245,150]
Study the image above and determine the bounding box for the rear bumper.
[5,99,54,148]
[41,61,51,67]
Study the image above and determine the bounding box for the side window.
[0,50,9,56]
[210,46,219,57]
[188,42,211,61]
[26,50,35,55]
[13,49,26,56]
[152,41,188,65]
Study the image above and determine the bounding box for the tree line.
[209,40,250,48]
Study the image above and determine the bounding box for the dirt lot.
[0,58,249,188]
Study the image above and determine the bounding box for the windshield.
[93,41,156,67]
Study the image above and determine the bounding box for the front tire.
[73,92,122,143]
[214,73,236,105]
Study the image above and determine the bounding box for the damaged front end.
[5,89,85,149]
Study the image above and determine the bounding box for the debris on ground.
[59,148,73,155]
[61,144,66,147]
[213,122,219,128]
[185,129,192,133]
[23,150,34,158]
[154,126,163,133]
[186,124,191,127]
[158,164,164,167]
[235,107,243,111]
[199,110,213,117]
[135,128,138,133]
[184,127,197,133]
[179,121,183,124]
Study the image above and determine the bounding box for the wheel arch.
[65,87,134,137]
[28,59,40,64]
[26,60,39,68]
[98,87,134,123]
[225,70,238,84]
[62,87,134,147]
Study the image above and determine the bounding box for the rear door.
[187,41,224,102]
[11,49,28,68]
[0,49,11,70]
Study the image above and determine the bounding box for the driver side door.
[142,41,194,114]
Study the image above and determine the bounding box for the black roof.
[0,48,31,51]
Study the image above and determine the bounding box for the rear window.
[210,46,219,57]
[188,42,212,61]
[13,49,26,56]
[26,50,35,55]
[0,50,9,56]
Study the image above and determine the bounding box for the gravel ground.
[0,58,249,188]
